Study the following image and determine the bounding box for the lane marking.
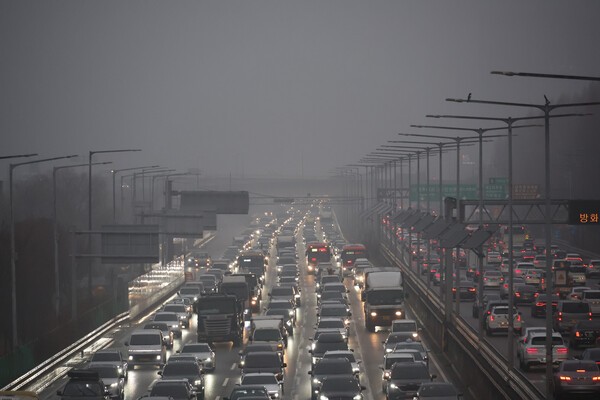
[230,363,237,370]
[222,377,229,387]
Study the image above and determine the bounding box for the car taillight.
[559,376,571,381]
[593,376,600,381]
[516,314,521,322]
[589,312,593,320]
[469,288,476,292]
[490,315,495,321]
[526,348,538,354]
[515,293,521,297]
[575,331,581,338]
[556,348,568,354]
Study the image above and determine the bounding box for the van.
[581,290,600,316]
[553,301,592,333]
[124,329,166,368]
[250,316,287,356]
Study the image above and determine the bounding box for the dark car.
[307,358,354,400]
[554,301,592,333]
[308,332,348,366]
[314,375,366,400]
[238,343,281,365]
[149,380,197,400]
[452,280,476,301]
[157,362,204,395]
[472,293,501,318]
[89,350,128,381]
[240,351,287,383]
[415,382,461,399]
[513,284,538,305]
[223,385,270,400]
[57,370,110,400]
[569,320,600,349]
[552,360,600,399]
[580,347,600,366]
[383,332,417,353]
[386,361,435,400]
[531,294,560,318]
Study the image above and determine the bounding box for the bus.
[340,244,369,269]
[305,242,332,274]
[500,225,527,248]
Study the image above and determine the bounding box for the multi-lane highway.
[35,207,457,400]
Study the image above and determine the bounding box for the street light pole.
[10,154,78,349]
[53,162,111,317]
[447,94,600,397]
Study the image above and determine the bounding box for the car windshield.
[394,343,425,352]
[314,362,352,375]
[391,365,429,379]
[562,302,591,313]
[245,354,280,368]
[270,288,292,297]
[150,384,188,398]
[323,353,355,362]
[366,290,404,305]
[129,334,161,345]
[253,329,281,341]
[162,363,198,375]
[242,375,278,385]
[320,306,346,316]
[318,320,344,329]
[164,305,185,313]
[314,341,348,353]
[320,376,359,391]
[531,337,563,346]
[393,322,417,332]
[385,356,414,368]
[268,302,291,310]
[563,363,598,372]
[91,353,119,362]
[154,314,177,322]
[182,344,211,353]
[196,299,236,314]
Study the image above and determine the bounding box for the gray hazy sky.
[2,0,600,178]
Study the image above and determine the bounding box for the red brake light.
[526,348,538,354]
[515,293,521,297]
[557,347,568,354]
[490,315,495,321]
[576,331,581,338]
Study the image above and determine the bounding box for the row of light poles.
[339,70,599,398]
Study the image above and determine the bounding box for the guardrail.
[380,243,545,400]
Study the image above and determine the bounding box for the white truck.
[362,270,405,332]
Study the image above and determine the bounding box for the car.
[177,343,216,372]
[472,294,501,318]
[380,352,417,393]
[485,306,522,336]
[391,340,429,365]
[317,291,348,307]
[168,298,194,317]
[315,317,349,341]
[149,379,198,400]
[385,361,435,400]
[317,303,351,325]
[240,352,287,383]
[269,285,298,308]
[587,260,600,278]
[486,251,502,265]
[307,358,354,400]
[569,320,600,349]
[57,370,110,400]
[531,294,560,318]
[452,280,476,301]
[156,362,204,395]
[153,312,183,338]
[309,332,348,366]
[382,332,416,353]
[517,332,568,371]
[580,347,600,366]
[500,278,525,300]
[267,299,297,324]
[85,364,125,400]
[238,344,281,366]
[240,373,283,399]
[223,385,270,400]
[390,319,420,341]
[179,285,203,303]
[321,350,361,376]
[582,289,600,316]
[414,382,461,399]
[554,301,592,333]
[552,360,600,399]
[513,284,538,305]
[125,329,167,368]
[313,375,366,400]
[89,349,128,381]
[568,286,592,301]
[523,269,544,286]
[144,322,174,349]
[482,271,504,288]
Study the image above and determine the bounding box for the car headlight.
[370,312,377,317]
[389,383,398,389]
[319,396,329,400]
[353,395,362,400]
[194,379,203,386]
[156,355,162,360]
[194,296,198,301]
[395,311,402,316]
[180,315,187,320]
[251,300,257,305]
[385,348,392,353]
[289,310,294,316]
[109,383,118,388]
[205,357,211,362]
[313,378,321,384]
[172,324,179,328]
[311,343,316,350]
[384,371,390,379]
[286,320,292,326]
[412,333,418,338]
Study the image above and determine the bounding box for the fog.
[2,0,600,179]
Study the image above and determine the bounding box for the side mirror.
[360,386,367,391]
[431,374,437,380]
[348,312,352,316]
[308,349,313,354]
[308,371,312,375]
[124,342,129,346]
[282,363,287,367]
[381,341,386,344]
[157,371,162,375]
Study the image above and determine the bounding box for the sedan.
[415,382,461,399]
[177,343,216,372]
[552,360,600,399]
[314,375,366,400]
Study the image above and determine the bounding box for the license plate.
[382,316,391,321]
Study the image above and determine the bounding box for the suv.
[89,349,128,381]
[124,329,166,368]
[554,301,592,333]
[587,260,600,278]
[569,320,600,349]
[531,294,560,318]
[307,358,354,400]
[517,332,568,371]
[153,312,183,338]
[308,332,348,366]
[57,370,110,400]
[485,306,522,336]
[581,290,600,316]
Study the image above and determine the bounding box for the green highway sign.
[484,184,507,199]
[409,184,477,201]
[489,177,508,185]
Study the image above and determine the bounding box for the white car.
[240,372,283,399]
[177,343,216,372]
[485,306,522,336]
[517,332,568,371]
[569,286,592,301]
[483,271,504,289]
[523,269,544,286]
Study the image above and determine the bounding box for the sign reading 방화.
[568,200,600,225]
